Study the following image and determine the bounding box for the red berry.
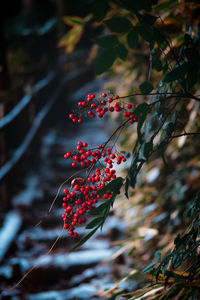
[63,188,69,194]
[67,205,73,212]
[69,113,74,119]
[101,100,106,105]
[64,152,71,159]
[126,104,132,109]
[81,161,86,167]
[114,94,119,99]
[72,162,77,167]
[86,150,91,156]
[109,107,114,112]
[91,103,96,108]
[78,118,83,124]
[115,106,122,112]
[102,93,107,97]
[98,112,103,118]
[108,97,113,103]
[107,148,111,154]
[73,232,78,238]
[72,118,77,123]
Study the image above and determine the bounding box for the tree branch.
[170,132,200,139]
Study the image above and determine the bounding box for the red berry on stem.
[101,100,106,105]
[69,113,74,119]
[126,104,132,109]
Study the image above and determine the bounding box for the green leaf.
[86,217,103,229]
[166,122,174,137]
[94,35,118,48]
[142,261,156,273]
[144,141,153,158]
[70,227,99,251]
[140,81,154,94]
[63,16,85,26]
[132,102,151,116]
[125,177,130,198]
[137,114,147,143]
[90,201,109,215]
[95,49,116,75]
[97,177,124,195]
[116,44,128,60]
[186,65,198,90]
[122,0,153,12]
[92,0,108,22]
[106,17,132,33]
[164,62,190,82]
[172,253,183,268]
[142,13,157,25]
[127,29,138,48]
[133,104,151,144]
[154,57,163,72]
[138,24,155,43]
[153,28,166,45]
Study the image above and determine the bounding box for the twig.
[170,132,200,139]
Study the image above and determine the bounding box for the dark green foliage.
[127,29,138,48]
[94,35,118,48]
[70,1,200,298]
[70,227,99,251]
[142,261,156,273]
[139,81,154,94]
[72,177,124,249]
[94,49,116,74]
[92,0,108,21]
[86,217,103,229]
[105,17,132,33]
[115,44,128,60]
[164,62,190,82]
[96,177,124,196]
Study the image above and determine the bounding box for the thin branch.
[170,132,200,139]
[119,92,179,99]
[102,118,131,151]
[118,92,200,102]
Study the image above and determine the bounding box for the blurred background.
[0,1,127,298]
[1,0,200,299]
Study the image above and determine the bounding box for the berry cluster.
[62,140,127,237]
[69,92,138,124]
[63,92,136,238]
